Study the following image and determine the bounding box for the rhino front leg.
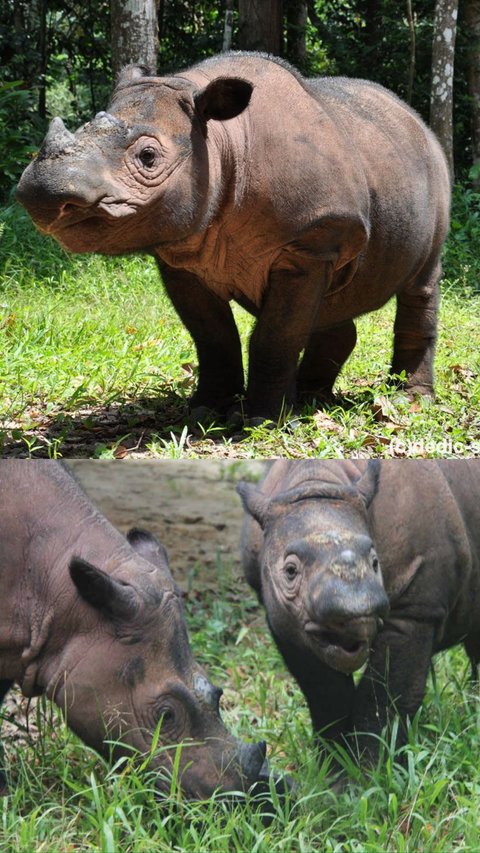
[247,264,329,422]
[391,261,441,396]
[351,618,436,764]
[158,263,245,417]
[269,624,355,744]
[297,319,357,402]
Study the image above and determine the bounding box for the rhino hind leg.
[297,319,357,402]
[390,261,441,396]
[464,638,480,683]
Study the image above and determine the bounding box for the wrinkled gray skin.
[0,462,268,799]
[16,52,450,425]
[238,460,480,764]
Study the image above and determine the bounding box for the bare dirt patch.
[68,459,264,583]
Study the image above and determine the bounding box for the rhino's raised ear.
[194,77,253,122]
[237,482,270,528]
[70,557,139,621]
[355,459,381,508]
[127,527,169,571]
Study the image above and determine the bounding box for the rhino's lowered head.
[16,65,253,254]
[238,464,389,675]
[40,526,268,800]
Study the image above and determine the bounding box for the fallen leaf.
[113,444,129,459]
[313,411,344,433]
[371,394,401,422]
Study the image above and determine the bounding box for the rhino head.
[42,527,267,800]
[16,65,252,254]
[237,464,389,675]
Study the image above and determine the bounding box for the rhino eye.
[158,706,176,731]
[139,146,158,169]
[284,557,300,582]
[371,554,379,573]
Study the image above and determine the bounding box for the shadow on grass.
[0,381,372,458]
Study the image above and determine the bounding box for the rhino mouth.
[304,617,379,673]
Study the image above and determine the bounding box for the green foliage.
[158,1,226,72]
[444,179,480,292]
[0,82,42,200]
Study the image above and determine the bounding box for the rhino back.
[370,461,480,651]
[181,54,449,319]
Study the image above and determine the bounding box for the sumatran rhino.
[16,53,450,425]
[0,462,270,799]
[238,459,480,765]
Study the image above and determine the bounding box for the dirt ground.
[68,459,264,585]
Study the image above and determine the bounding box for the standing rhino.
[16,52,450,425]
[238,459,480,764]
[0,461,269,799]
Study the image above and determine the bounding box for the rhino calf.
[0,462,269,799]
[17,52,450,425]
[238,460,480,765]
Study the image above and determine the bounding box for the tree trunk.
[111,0,159,78]
[463,0,480,180]
[223,0,234,51]
[238,0,283,55]
[285,0,307,69]
[430,0,458,180]
[38,0,47,119]
[405,0,416,105]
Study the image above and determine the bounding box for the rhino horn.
[44,117,76,153]
[236,482,271,527]
[70,557,139,621]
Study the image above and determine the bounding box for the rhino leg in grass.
[238,459,480,765]
[0,461,269,799]
[17,53,450,424]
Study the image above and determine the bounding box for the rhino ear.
[194,77,253,122]
[70,557,139,621]
[236,482,270,528]
[127,527,169,570]
[355,460,381,508]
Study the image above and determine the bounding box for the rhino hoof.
[189,404,218,424]
[246,416,276,430]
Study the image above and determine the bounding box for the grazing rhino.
[0,461,270,799]
[16,52,450,425]
[238,459,480,764]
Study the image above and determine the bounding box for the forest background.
[1,0,478,197]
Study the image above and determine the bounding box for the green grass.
[1,556,480,852]
[0,200,479,458]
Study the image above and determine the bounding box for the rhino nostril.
[59,200,91,218]
[239,739,267,779]
[257,740,267,760]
